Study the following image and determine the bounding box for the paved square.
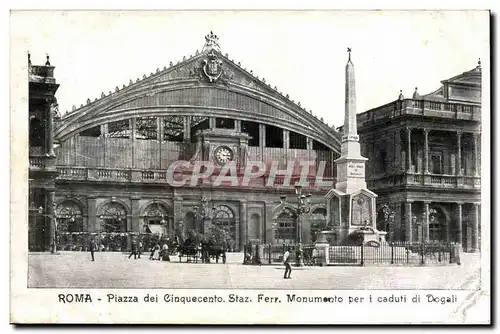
[28,252,481,290]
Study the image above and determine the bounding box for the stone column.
[306,137,313,151]
[283,130,290,149]
[424,129,429,174]
[131,198,141,233]
[240,200,248,248]
[472,204,480,252]
[100,124,108,137]
[173,197,184,232]
[235,120,241,132]
[456,202,463,246]
[423,201,430,241]
[406,128,412,172]
[130,118,136,167]
[473,133,480,177]
[393,202,402,241]
[183,116,191,141]
[46,190,56,251]
[456,131,462,176]
[209,117,216,129]
[259,124,266,159]
[46,98,55,157]
[158,117,163,169]
[87,196,97,232]
[405,201,413,242]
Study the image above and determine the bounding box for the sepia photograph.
[9,8,490,324]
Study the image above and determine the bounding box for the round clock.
[214,146,234,165]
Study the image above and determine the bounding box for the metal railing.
[329,241,454,266]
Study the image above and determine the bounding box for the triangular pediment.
[56,33,341,150]
[441,66,482,86]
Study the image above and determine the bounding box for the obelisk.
[334,48,368,193]
[322,48,383,250]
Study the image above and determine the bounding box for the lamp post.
[280,184,312,267]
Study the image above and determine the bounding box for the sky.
[11,10,489,128]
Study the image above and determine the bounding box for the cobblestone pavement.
[28,252,481,290]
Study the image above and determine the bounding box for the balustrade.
[360,99,480,125]
[29,157,44,168]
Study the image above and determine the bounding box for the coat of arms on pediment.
[203,51,223,83]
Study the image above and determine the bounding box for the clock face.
[214,146,234,165]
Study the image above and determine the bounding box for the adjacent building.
[357,61,482,252]
[28,53,60,251]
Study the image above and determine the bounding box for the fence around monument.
[246,242,455,266]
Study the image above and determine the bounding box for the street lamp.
[279,184,312,267]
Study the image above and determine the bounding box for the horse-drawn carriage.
[177,233,228,264]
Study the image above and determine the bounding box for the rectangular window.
[290,131,307,149]
[215,118,235,129]
[265,125,283,148]
[241,121,260,147]
[79,125,101,138]
[136,117,158,140]
[163,116,184,142]
[108,120,130,138]
[431,154,443,174]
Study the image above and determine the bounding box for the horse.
[206,239,227,264]
[178,239,199,263]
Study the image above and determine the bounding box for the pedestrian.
[283,247,292,279]
[89,239,97,262]
[138,241,143,259]
[129,241,137,259]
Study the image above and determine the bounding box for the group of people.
[149,243,170,261]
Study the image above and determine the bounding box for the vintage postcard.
[9,9,491,324]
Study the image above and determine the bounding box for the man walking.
[283,247,292,279]
[138,241,143,259]
[129,241,138,259]
[89,239,97,262]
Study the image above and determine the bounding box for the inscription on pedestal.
[347,163,365,177]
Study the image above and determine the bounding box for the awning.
[146,224,165,235]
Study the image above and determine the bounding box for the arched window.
[310,208,327,243]
[55,201,84,233]
[142,202,172,235]
[213,205,236,244]
[274,207,297,244]
[99,202,127,233]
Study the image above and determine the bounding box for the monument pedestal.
[314,231,331,266]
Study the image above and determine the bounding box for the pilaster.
[283,129,290,149]
[46,97,55,157]
[424,129,429,174]
[131,198,141,233]
[87,196,97,232]
[406,127,412,173]
[473,133,480,177]
[423,201,430,242]
[46,190,55,251]
[130,118,136,167]
[240,200,248,247]
[456,202,463,246]
[457,131,463,176]
[472,203,480,252]
[404,201,413,242]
